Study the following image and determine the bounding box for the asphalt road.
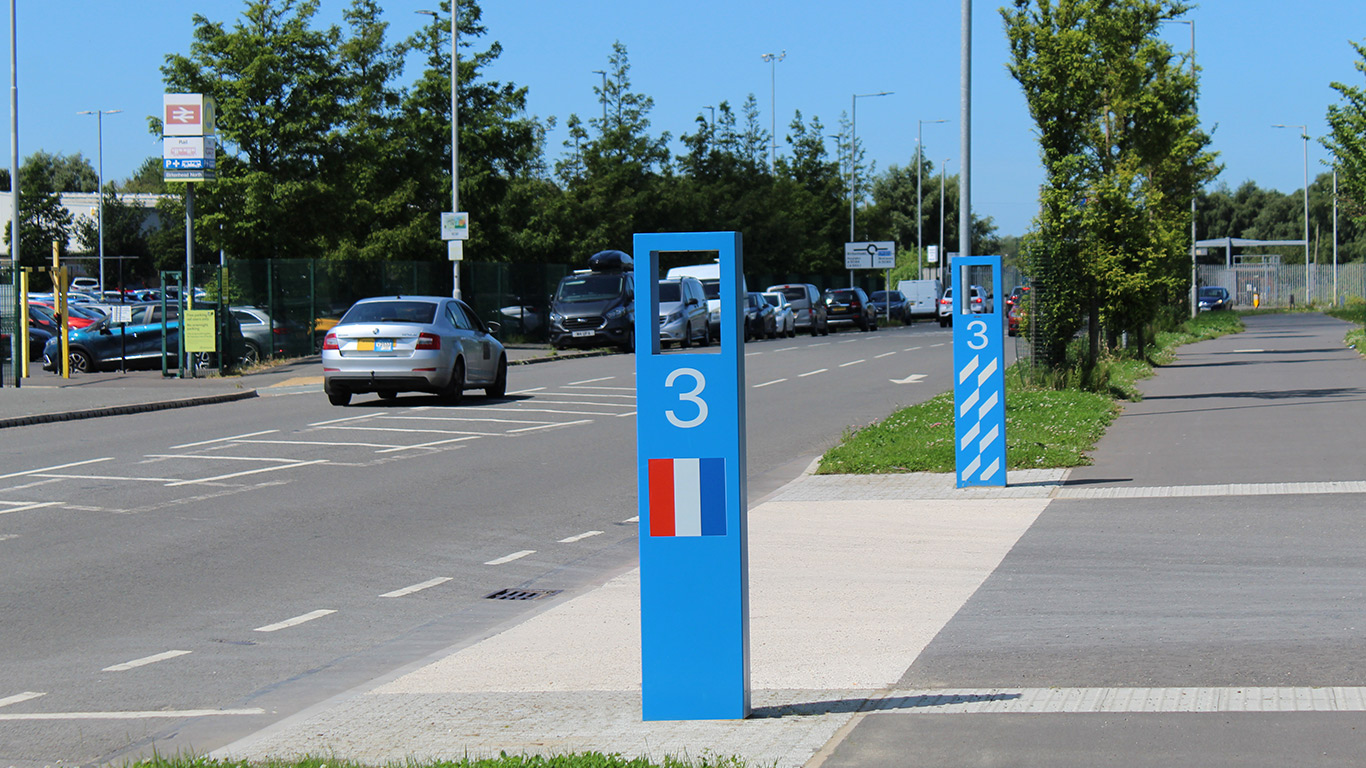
[0,321,984,766]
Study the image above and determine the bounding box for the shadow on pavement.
[750,692,1024,719]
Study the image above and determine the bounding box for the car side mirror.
[486,321,501,334]
[100,327,113,336]
[687,298,698,307]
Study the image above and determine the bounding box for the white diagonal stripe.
[381,577,452,598]
[958,355,980,384]
[977,357,999,386]
[959,389,980,417]
[979,424,1000,452]
[978,391,999,420]
[960,422,981,451]
[254,609,336,633]
[980,457,1002,482]
[0,691,45,709]
[960,455,981,482]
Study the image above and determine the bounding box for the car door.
[446,300,493,383]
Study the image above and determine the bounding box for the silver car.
[657,276,710,348]
[321,296,506,406]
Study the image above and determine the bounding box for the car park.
[321,295,506,406]
[766,283,829,336]
[657,276,711,348]
[869,290,909,324]
[761,291,797,337]
[549,251,635,352]
[744,291,778,340]
[28,300,105,330]
[823,287,878,332]
[1,326,52,363]
[1198,286,1232,311]
[42,302,250,373]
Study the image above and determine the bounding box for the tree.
[75,190,152,261]
[4,153,76,264]
[868,158,1000,279]
[21,151,99,193]
[1326,38,1366,228]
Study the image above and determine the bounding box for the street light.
[850,91,892,287]
[1162,18,1197,318]
[417,7,460,299]
[76,108,121,295]
[760,51,786,171]
[917,118,947,279]
[940,158,949,283]
[1273,123,1311,304]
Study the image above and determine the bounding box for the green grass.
[818,310,1244,475]
[1325,297,1366,357]
[123,754,754,768]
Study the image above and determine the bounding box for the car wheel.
[681,322,692,349]
[699,324,711,347]
[485,355,507,398]
[239,341,261,367]
[326,384,351,407]
[620,328,635,354]
[939,317,948,328]
[69,348,93,373]
[441,358,465,405]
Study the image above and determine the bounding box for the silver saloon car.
[321,296,506,406]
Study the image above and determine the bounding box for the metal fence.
[1,266,13,386]
[1199,263,1366,308]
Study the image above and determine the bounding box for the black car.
[823,287,878,332]
[869,290,909,324]
[744,292,777,341]
[1198,286,1232,311]
[548,251,635,352]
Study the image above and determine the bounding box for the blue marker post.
[952,255,1007,488]
[634,231,749,720]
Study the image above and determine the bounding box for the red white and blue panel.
[648,457,726,537]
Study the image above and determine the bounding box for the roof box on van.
[588,250,633,272]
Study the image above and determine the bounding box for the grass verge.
[1325,297,1366,357]
[818,310,1244,475]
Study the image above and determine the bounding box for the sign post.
[634,231,749,721]
[952,254,1007,487]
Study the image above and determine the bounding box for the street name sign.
[844,241,895,269]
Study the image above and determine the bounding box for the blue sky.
[8,0,1362,237]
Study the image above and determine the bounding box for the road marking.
[320,425,501,436]
[145,454,306,464]
[171,431,278,449]
[615,411,637,418]
[875,351,897,359]
[891,374,928,384]
[568,376,614,385]
[0,708,266,721]
[375,415,556,425]
[0,458,113,481]
[1233,348,1266,353]
[308,413,378,427]
[931,343,946,348]
[1056,480,1366,499]
[507,387,546,395]
[520,399,635,408]
[809,342,830,347]
[799,368,828,378]
[621,516,640,523]
[839,359,865,367]
[538,392,636,400]
[237,439,402,449]
[37,474,184,483]
[102,650,192,672]
[564,385,635,391]
[0,501,62,515]
[745,351,763,357]
[165,460,329,487]
[0,691,45,709]
[507,419,594,433]
[878,686,1366,714]
[774,346,799,352]
[478,406,622,416]
[754,378,787,388]
[254,609,336,633]
[381,577,453,598]
[838,339,861,344]
[905,346,922,351]
[559,530,603,543]
[375,436,481,453]
[485,550,535,565]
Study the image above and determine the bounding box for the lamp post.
[77,108,121,295]
[703,104,715,136]
[849,91,892,287]
[917,118,947,280]
[1273,123,1311,304]
[1161,18,1197,318]
[940,158,948,284]
[761,51,786,172]
[417,6,460,299]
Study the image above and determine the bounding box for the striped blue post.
[952,255,1007,488]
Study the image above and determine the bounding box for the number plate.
[375,338,394,351]
[572,330,594,338]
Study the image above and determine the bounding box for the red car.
[28,301,103,330]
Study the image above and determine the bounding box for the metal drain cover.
[484,588,563,601]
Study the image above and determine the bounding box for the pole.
[185,183,194,373]
[97,110,104,294]
[940,159,947,284]
[761,52,785,172]
[959,0,972,276]
[8,0,18,387]
[1302,129,1310,305]
[1333,168,1339,305]
[850,93,856,288]
[1187,21,1197,319]
[916,119,947,281]
[451,2,460,300]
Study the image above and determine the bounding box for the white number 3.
[665,367,708,428]
[967,319,989,350]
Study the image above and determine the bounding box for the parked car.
[28,300,104,330]
[761,291,797,337]
[744,291,778,341]
[869,290,910,324]
[1007,302,1022,336]
[321,295,506,406]
[1198,286,1232,311]
[897,279,942,321]
[937,284,992,327]
[1006,285,1032,311]
[823,287,878,332]
[657,276,711,348]
[43,302,249,373]
[766,283,829,336]
[549,251,635,352]
[229,306,289,361]
[1,326,52,363]
[69,277,100,293]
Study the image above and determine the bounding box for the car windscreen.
[700,280,721,301]
[762,294,781,307]
[657,282,682,303]
[556,274,624,303]
[1199,287,1224,297]
[828,290,856,302]
[870,291,889,301]
[341,301,437,325]
[776,287,806,303]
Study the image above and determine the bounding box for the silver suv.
[937,285,992,327]
[766,283,829,336]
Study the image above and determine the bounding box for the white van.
[897,279,943,320]
[666,262,746,340]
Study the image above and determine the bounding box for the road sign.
[447,241,464,261]
[184,309,217,353]
[952,255,1007,488]
[634,230,749,721]
[928,245,940,264]
[844,241,895,269]
[163,93,216,137]
[440,212,469,241]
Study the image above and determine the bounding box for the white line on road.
[563,385,635,391]
[905,346,922,352]
[0,692,45,709]
[477,406,623,416]
[520,399,635,408]
[375,436,481,454]
[799,368,828,378]
[809,342,830,347]
[237,439,402,449]
[881,686,1366,714]
[507,387,546,395]
[309,413,380,427]
[485,550,536,565]
[0,458,113,481]
[375,415,556,425]
[506,419,594,433]
[102,650,192,672]
[615,411,637,418]
[568,376,614,385]
[754,378,787,388]
[1233,349,1266,353]
[774,346,799,352]
[537,392,636,399]
[931,343,946,348]
[171,431,279,449]
[381,577,453,598]
[891,374,928,384]
[838,339,861,344]
[37,474,184,483]
[839,360,866,367]
[254,609,336,633]
[0,501,61,515]
[0,708,266,721]
[145,454,306,464]
[621,516,639,523]
[875,351,897,359]
[320,425,500,436]
[745,351,763,357]
[165,460,329,487]
[559,530,603,543]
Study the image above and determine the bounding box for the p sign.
[634,231,749,721]
[951,254,1007,488]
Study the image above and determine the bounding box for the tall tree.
[1326,38,1366,228]
[4,153,77,264]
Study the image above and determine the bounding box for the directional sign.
[163,94,216,137]
[952,255,1007,488]
[844,241,895,270]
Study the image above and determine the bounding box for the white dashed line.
[485,550,536,565]
[559,530,603,543]
[809,342,830,347]
[838,339,861,344]
[478,406,622,416]
[882,686,1366,714]
[165,460,329,487]
[565,385,634,391]
[102,650,192,672]
[754,378,787,388]
[520,399,635,408]
[0,692,45,709]
[507,387,546,395]
[381,577,453,598]
[745,351,763,357]
[799,368,828,377]
[839,360,866,367]
[615,411,637,418]
[320,425,500,436]
[238,439,402,449]
[1232,349,1266,353]
[375,436,481,453]
[0,708,265,721]
[621,516,640,524]
[170,431,279,449]
[375,415,558,424]
[0,458,113,481]
[875,351,897,359]
[905,346,922,351]
[254,609,336,633]
[774,346,799,352]
[145,454,306,464]
[568,376,614,385]
[507,420,594,433]
[931,343,946,348]
[0,501,61,516]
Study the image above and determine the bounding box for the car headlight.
[605,306,627,320]
[550,312,565,324]
[666,311,683,324]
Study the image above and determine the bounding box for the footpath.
[5,313,1365,767]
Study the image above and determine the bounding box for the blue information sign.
[634,231,749,721]
[952,255,1008,488]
